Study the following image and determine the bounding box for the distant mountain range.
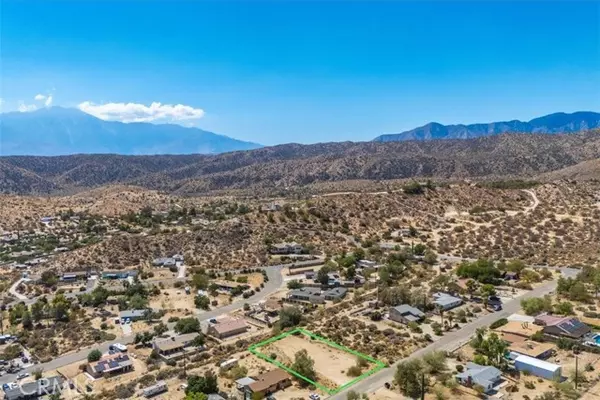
[0,107,262,156]
[1,130,599,195]
[373,111,600,142]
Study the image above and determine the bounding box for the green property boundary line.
[248,328,387,395]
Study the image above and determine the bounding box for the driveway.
[8,279,28,301]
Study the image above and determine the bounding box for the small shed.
[514,354,561,380]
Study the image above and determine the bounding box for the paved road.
[328,267,578,399]
[0,265,285,385]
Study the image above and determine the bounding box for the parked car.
[16,372,29,380]
[309,394,320,400]
[110,343,127,352]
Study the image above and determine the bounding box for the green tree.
[291,349,316,385]
[394,359,427,399]
[185,394,208,400]
[185,372,218,395]
[194,295,210,310]
[129,293,148,309]
[423,351,447,375]
[175,318,201,334]
[316,266,331,285]
[279,307,302,329]
[87,349,102,362]
[229,365,248,380]
[192,274,210,290]
[287,280,303,289]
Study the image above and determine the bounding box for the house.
[432,292,462,311]
[389,304,426,324]
[143,381,167,398]
[212,280,248,293]
[269,242,304,255]
[288,287,325,304]
[246,369,292,397]
[235,377,257,391]
[152,257,176,267]
[508,340,555,360]
[323,287,347,301]
[455,363,502,393]
[119,309,151,322]
[3,376,64,400]
[152,333,201,360]
[513,354,561,380]
[87,353,133,378]
[494,321,543,339]
[534,315,591,339]
[102,269,138,280]
[261,298,283,316]
[208,318,248,339]
[60,271,88,282]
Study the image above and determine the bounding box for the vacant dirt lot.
[262,333,369,389]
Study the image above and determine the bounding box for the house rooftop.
[235,377,257,387]
[456,363,501,390]
[509,340,555,359]
[248,369,291,393]
[119,309,149,319]
[514,354,561,372]
[432,292,461,306]
[289,287,322,297]
[89,353,132,375]
[211,318,247,335]
[392,304,426,318]
[154,333,199,352]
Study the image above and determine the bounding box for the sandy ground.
[262,333,368,388]
[149,288,195,311]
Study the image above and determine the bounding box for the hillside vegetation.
[1,130,599,195]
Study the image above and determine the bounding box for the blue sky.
[2,0,599,145]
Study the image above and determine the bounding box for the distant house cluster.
[269,242,304,255]
[102,269,138,280]
[287,287,348,304]
[152,254,184,267]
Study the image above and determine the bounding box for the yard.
[256,330,382,392]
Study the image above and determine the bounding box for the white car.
[16,373,29,380]
[111,343,128,352]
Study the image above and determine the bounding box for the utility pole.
[575,355,578,389]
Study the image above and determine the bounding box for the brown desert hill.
[539,158,600,182]
[1,130,600,195]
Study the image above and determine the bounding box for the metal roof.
[515,354,561,372]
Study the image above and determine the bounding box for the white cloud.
[44,95,53,107]
[18,101,38,112]
[34,94,46,101]
[78,101,205,123]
